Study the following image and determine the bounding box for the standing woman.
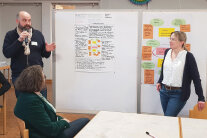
[14,65,89,138]
[156,31,205,117]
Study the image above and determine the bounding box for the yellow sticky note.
[157,58,164,67]
[159,28,175,37]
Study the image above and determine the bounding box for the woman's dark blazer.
[14,92,69,138]
[158,48,205,102]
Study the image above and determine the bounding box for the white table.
[75,111,180,138]
[181,117,207,138]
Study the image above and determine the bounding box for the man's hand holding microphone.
[18,29,30,43]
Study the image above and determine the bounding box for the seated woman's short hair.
[14,65,44,93]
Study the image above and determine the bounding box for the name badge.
[31,41,38,46]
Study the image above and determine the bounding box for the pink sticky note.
[156,48,167,55]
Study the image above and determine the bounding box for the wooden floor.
[0,82,95,138]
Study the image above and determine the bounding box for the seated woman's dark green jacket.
[14,92,70,138]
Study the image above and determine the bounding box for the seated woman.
[14,65,89,138]
[0,71,11,96]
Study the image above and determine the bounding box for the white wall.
[180,0,207,9]
[0,4,42,76]
[42,2,53,79]
[148,0,181,9]
[0,1,207,112]
[99,0,147,9]
[0,3,53,79]
[99,0,207,9]
[148,0,207,9]
[1,0,207,80]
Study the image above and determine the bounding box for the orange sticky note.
[142,46,152,60]
[88,40,91,44]
[144,70,154,84]
[180,24,191,32]
[185,44,191,51]
[143,24,153,39]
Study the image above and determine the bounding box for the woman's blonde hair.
[170,31,188,51]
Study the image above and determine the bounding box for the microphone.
[23,28,29,44]
[25,36,28,44]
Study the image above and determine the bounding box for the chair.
[0,65,10,134]
[0,84,7,135]
[15,116,29,138]
[189,102,207,119]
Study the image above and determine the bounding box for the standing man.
[3,11,55,98]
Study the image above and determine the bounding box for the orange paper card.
[142,46,152,60]
[185,44,191,51]
[180,24,191,32]
[144,70,154,84]
[143,24,153,39]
